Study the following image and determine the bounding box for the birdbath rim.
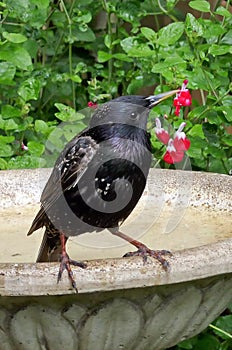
[0,237,232,296]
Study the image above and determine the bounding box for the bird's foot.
[123,244,172,270]
[57,252,87,292]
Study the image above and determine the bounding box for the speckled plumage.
[28,92,177,290]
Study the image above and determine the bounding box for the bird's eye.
[130,112,138,120]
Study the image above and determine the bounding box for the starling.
[28,91,178,291]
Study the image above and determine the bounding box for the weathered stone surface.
[0,275,232,350]
[0,169,231,349]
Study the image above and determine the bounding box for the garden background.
[0,0,231,348]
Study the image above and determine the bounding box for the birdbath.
[0,168,231,350]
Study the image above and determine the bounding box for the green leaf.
[222,136,232,146]
[209,44,232,56]
[117,1,141,24]
[187,68,214,90]
[63,122,87,141]
[205,145,226,159]
[23,39,39,59]
[127,44,153,57]
[3,118,18,131]
[216,106,232,122]
[214,315,232,339]
[152,55,186,73]
[2,32,27,43]
[157,22,184,46]
[46,127,64,151]
[27,141,45,156]
[188,124,205,139]
[0,135,15,143]
[0,44,32,70]
[104,34,111,49]
[185,13,203,38]
[0,158,8,170]
[201,21,226,40]
[71,27,95,42]
[187,141,203,159]
[54,103,85,122]
[141,27,157,42]
[206,110,221,125]
[2,105,21,119]
[185,106,208,119]
[27,7,49,29]
[113,53,133,62]
[98,51,113,62]
[7,155,43,169]
[0,62,16,85]
[120,37,136,53]
[31,0,51,9]
[177,337,197,349]
[221,30,232,45]
[222,95,232,106]
[127,76,144,94]
[35,120,49,134]
[68,74,82,83]
[0,143,14,157]
[18,77,41,101]
[189,1,211,12]
[214,6,232,18]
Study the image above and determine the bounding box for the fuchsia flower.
[173,79,192,116]
[155,119,190,164]
[154,118,170,145]
[88,101,98,109]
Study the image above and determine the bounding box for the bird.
[27,90,178,291]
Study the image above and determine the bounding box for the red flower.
[173,122,191,151]
[163,139,185,164]
[155,118,170,145]
[88,101,98,109]
[173,80,192,116]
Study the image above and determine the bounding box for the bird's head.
[89,90,179,130]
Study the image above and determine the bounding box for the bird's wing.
[27,135,98,235]
[42,135,98,204]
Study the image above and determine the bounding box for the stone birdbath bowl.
[0,168,231,350]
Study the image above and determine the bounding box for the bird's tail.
[36,228,62,263]
[27,207,62,262]
[27,206,45,236]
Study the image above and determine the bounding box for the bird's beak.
[146,90,180,108]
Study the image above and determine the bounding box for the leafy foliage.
[0,0,231,172]
[171,303,232,350]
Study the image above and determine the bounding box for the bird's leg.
[110,230,171,270]
[57,233,87,292]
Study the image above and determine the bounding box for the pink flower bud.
[154,118,170,145]
[173,122,191,151]
[163,139,185,164]
[21,142,28,151]
[88,101,98,109]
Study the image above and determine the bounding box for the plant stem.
[60,0,76,110]
[157,0,179,22]
[209,324,232,339]
[199,89,206,105]
[102,0,113,83]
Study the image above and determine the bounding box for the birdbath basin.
[0,168,231,350]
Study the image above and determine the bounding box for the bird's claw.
[123,247,172,270]
[57,253,87,292]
